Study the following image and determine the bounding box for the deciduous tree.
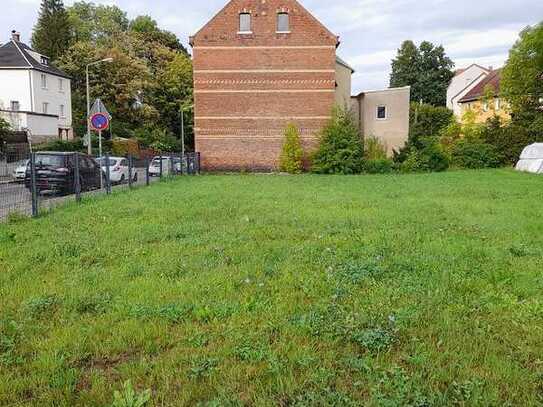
[502,22,543,134]
[390,41,454,106]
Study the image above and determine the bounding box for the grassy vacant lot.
[1,170,542,406]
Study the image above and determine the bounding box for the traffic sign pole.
[99,130,103,190]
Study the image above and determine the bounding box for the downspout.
[28,70,34,112]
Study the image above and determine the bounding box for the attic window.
[40,56,49,65]
[277,13,290,32]
[239,13,251,33]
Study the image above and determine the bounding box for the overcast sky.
[2,0,542,93]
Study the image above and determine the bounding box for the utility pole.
[86,65,91,155]
[181,107,185,174]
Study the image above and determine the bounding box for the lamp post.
[86,58,113,155]
[180,104,193,174]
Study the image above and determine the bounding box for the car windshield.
[151,159,165,166]
[100,158,118,166]
[17,160,29,167]
[35,155,65,167]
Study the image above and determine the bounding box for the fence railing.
[0,151,200,221]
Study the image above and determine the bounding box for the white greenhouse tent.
[516,143,543,174]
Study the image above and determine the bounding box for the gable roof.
[190,0,339,46]
[454,64,490,77]
[459,69,502,103]
[0,41,29,67]
[0,40,70,79]
[336,55,355,73]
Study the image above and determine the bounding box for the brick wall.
[191,0,338,171]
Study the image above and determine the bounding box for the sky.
[2,0,543,93]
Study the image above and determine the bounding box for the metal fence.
[0,151,200,222]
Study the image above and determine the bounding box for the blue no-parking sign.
[90,112,110,131]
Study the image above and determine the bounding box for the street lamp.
[86,58,113,155]
[180,104,193,174]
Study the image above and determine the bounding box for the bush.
[409,103,454,148]
[481,117,538,166]
[0,117,9,139]
[312,107,364,174]
[451,139,503,169]
[401,143,449,173]
[364,135,388,160]
[135,126,179,152]
[279,123,304,174]
[395,104,454,163]
[363,159,394,174]
[36,139,85,152]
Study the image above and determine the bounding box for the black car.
[25,152,103,195]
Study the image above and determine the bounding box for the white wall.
[447,65,489,118]
[31,70,72,129]
[0,70,32,111]
[353,87,411,155]
[26,113,59,143]
[335,61,352,109]
[0,110,58,143]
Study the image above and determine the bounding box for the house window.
[41,56,49,65]
[58,79,64,92]
[277,12,290,32]
[482,101,489,112]
[42,102,49,114]
[41,74,47,89]
[239,13,251,33]
[59,105,65,118]
[10,101,20,111]
[376,105,387,120]
[495,98,501,111]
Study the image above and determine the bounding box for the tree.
[130,16,188,54]
[279,124,304,174]
[53,3,193,149]
[312,107,364,174]
[0,118,10,155]
[390,41,455,106]
[31,0,71,61]
[502,22,543,135]
[67,2,129,45]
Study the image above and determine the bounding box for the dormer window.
[239,13,251,33]
[277,12,290,33]
[41,56,49,65]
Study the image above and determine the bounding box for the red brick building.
[190,0,341,171]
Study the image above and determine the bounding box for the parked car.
[148,156,181,177]
[12,159,29,181]
[99,156,138,184]
[25,152,103,195]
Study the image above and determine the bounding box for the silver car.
[12,159,29,181]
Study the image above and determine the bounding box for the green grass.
[1,170,542,406]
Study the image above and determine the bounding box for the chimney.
[11,30,20,42]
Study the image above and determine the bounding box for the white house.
[0,30,72,144]
[447,64,490,118]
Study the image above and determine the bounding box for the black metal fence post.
[128,154,133,189]
[145,157,150,186]
[30,152,38,217]
[105,153,111,194]
[159,154,163,179]
[170,154,174,177]
[74,153,81,202]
